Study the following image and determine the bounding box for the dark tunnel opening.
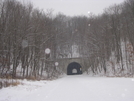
[67,62,82,75]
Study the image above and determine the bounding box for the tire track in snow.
[43,75,94,101]
[43,77,65,100]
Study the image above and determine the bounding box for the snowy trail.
[0,75,134,101]
[42,75,134,101]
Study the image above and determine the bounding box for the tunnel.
[67,62,82,75]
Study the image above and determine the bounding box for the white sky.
[18,0,125,16]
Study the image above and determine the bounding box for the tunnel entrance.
[67,62,82,75]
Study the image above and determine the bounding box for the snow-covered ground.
[0,75,134,101]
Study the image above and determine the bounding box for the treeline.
[86,0,134,76]
[0,0,58,79]
[0,0,134,79]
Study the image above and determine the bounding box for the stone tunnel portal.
[67,62,82,75]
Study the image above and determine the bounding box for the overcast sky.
[18,0,125,16]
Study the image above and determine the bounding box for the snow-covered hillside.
[0,75,134,101]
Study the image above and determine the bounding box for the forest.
[0,0,134,81]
